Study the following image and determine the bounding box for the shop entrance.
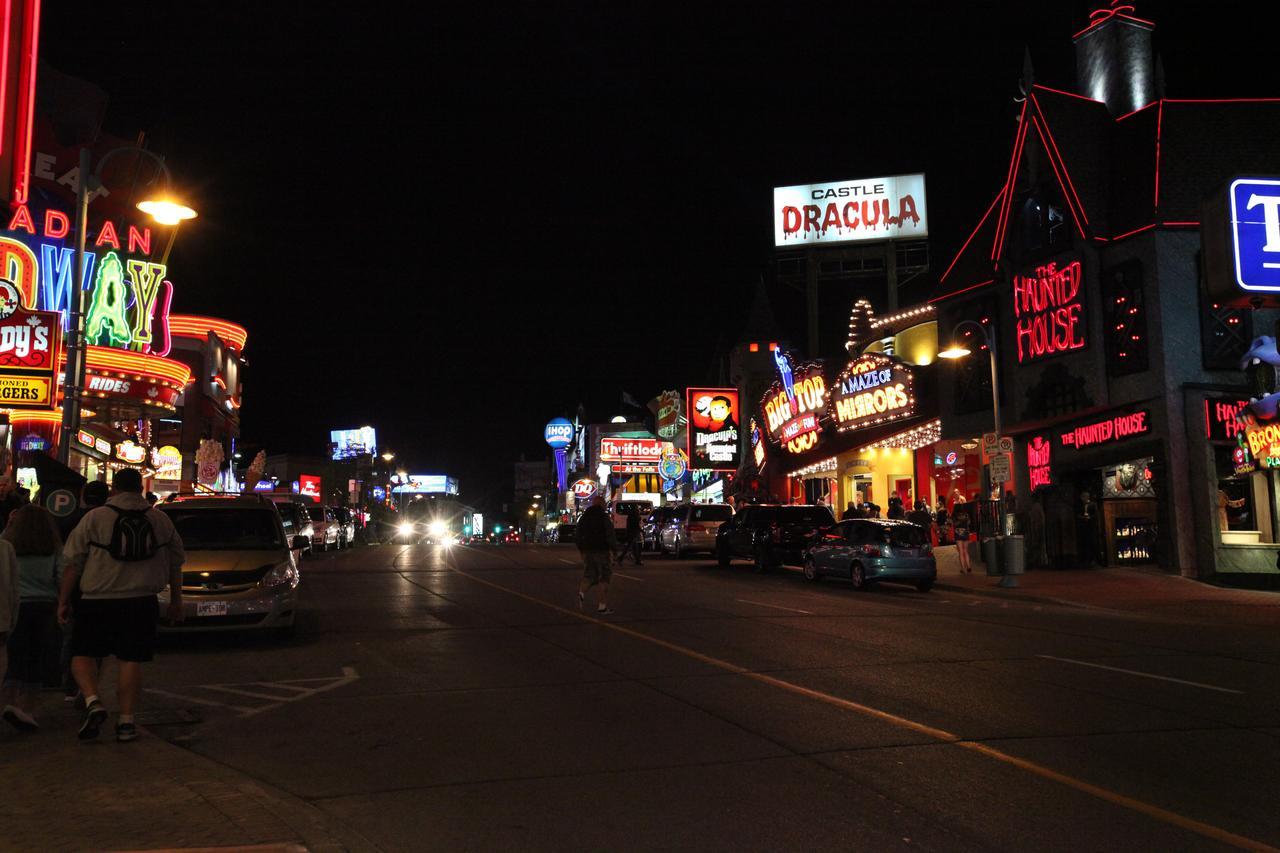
[1034,456,1159,569]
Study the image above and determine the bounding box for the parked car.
[661,503,734,558]
[715,504,836,571]
[804,518,936,592]
[642,506,678,551]
[157,493,305,634]
[305,504,340,551]
[333,506,356,548]
[270,497,314,558]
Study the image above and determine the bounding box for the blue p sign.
[46,488,79,518]
[1231,178,1280,292]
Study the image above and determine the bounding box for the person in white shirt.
[57,469,185,742]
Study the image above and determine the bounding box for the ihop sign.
[1230,178,1280,293]
[544,418,574,449]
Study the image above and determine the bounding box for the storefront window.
[1214,445,1276,545]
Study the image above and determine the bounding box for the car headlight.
[428,520,448,536]
[399,522,414,535]
[260,561,299,590]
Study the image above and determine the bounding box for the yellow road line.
[451,564,1277,852]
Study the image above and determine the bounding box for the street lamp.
[938,319,1019,587]
[56,145,198,465]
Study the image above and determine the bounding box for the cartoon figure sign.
[687,388,741,471]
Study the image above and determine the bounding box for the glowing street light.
[136,198,198,226]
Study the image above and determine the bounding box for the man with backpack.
[56,469,185,742]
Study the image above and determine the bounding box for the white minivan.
[660,503,734,557]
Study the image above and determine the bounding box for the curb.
[137,731,384,853]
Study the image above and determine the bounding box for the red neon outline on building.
[10,0,40,205]
[0,0,12,157]
[929,279,994,305]
[1115,102,1157,121]
[1161,221,1199,227]
[992,101,1031,260]
[939,187,1003,284]
[1029,114,1089,240]
[1072,10,1155,41]
[1153,100,1164,214]
[1029,84,1104,106]
[1111,223,1156,242]
[1030,93,1091,227]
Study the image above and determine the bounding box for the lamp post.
[938,320,1020,587]
[56,145,198,466]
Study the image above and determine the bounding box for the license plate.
[196,601,229,617]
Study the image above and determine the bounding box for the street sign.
[997,436,1014,454]
[989,454,1010,484]
[1230,178,1280,292]
[982,432,999,455]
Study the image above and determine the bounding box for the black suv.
[716,504,837,571]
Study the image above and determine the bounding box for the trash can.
[982,536,1002,576]
[1001,535,1026,576]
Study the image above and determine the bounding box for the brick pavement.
[0,694,376,853]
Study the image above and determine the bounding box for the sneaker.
[596,607,614,616]
[78,701,107,740]
[3,705,38,732]
[115,722,138,743]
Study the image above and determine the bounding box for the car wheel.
[717,542,730,568]
[915,580,934,593]
[850,562,866,591]
[803,557,819,582]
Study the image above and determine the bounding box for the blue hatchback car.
[803,518,936,592]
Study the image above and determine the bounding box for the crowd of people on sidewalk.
[0,469,184,743]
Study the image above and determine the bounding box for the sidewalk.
[932,545,1280,626]
[0,691,375,853]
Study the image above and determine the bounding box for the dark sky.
[36,2,1276,505]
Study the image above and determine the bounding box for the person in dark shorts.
[57,469,185,742]
[576,495,616,615]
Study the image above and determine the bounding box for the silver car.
[660,503,734,558]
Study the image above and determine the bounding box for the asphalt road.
[144,542,1280,852]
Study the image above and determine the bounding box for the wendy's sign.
[1013,260,1086,363]
[0,282,62,409]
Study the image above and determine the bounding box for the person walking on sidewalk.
[58,480,109,707]
[57,469,185,743]
[0,532,17,694]
[576,495,616,615]
[617,503,643,565]
[953,508,973,574]
[1,505,63,732]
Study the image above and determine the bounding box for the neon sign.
[1013,260,1086,362]
[114,440,147,465]
[1060,410,1150,449]
[151,445,182,480]
[0,297,62,409]
[1206,398,1250,442]
[687,388,740,472]
[1,208,173,356]
[761,355,826,455]
[599,437,664,463]
[828,352,915,432]
[1028,435,1052,490]
[750,417,766,470]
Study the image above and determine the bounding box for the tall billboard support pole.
[805,250,819,358]
[56,147,91,466]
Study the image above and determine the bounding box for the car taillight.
[861,544,881,557]
[687,523,706,533]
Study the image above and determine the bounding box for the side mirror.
[291,535,311,550]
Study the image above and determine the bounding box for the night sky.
[36,3,1275,506]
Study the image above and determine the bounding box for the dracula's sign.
[827,352,914,433]
[773,174,928,247]
[686,388,740,472]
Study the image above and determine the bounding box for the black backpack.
[93,506,158,562]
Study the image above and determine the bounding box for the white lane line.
[614,572,644,581]
[1037,655,1245,694]
[735,598,812,615]
[558,558,577,565]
